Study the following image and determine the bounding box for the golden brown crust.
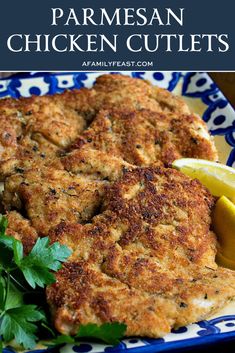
[92,74,190,115]
[3,166,108,236]
[0,88,96,179]
[46,167,235,338]
[49,167,217,267]
[72,109,218,166]
[61,147,135,181]
[102,167,217,268]
[47,261,235,337]
[0,74,193,180]
[5,211,38,254]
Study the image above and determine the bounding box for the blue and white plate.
[1,72,235,353]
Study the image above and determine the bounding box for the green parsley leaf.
[0,215,72,351]
[0,278,5,310]
[12,240,24,265]
[0,305,44,349]
[0,217,71,289]
[49,242,73,271]
[52,334,75,346]
[52,323,127,347]
[0,233,15,250]
[0,219,22,272]
[4,281,23,310]
[76,323,127,345]
[0,215,8,235]
[15,237,72,288]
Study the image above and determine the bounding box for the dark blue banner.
[0,0,234,70]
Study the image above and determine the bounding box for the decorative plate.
[1,71,235,353]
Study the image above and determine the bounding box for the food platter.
[1,71,235,353]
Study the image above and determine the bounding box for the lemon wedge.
[213,196,235,269]
[172,158,235,202]
[216,252,235,270]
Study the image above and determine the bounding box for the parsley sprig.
[0,215,127,351]
[51,323,127,346]
[0,215,71,351]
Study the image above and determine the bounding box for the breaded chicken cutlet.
[71,108,218,167]
[3,166,108,236]
[86,74,191,115]
[0,74,190,179]
[2,150,134,235]
[46,167,235,337]
[5,210,38,254]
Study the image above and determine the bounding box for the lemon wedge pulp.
[172,158,235,202]
[213,196,235,270]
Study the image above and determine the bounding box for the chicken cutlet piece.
[47,261,235,337]
[55,74,190,120]
[72,109,218,167]
[61,147,134,181]
[0,114,22,164]
[0,74,190,179]
[3,166,109,236]
[47,167,235,337]
[50,167,217,269]
[0,92,88,143]
[92,74,190,114]
[0,91,89,179]
[3,146,136,235]
[5,211,38,254]
[0,74,189,140]
[0,133,63,180]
